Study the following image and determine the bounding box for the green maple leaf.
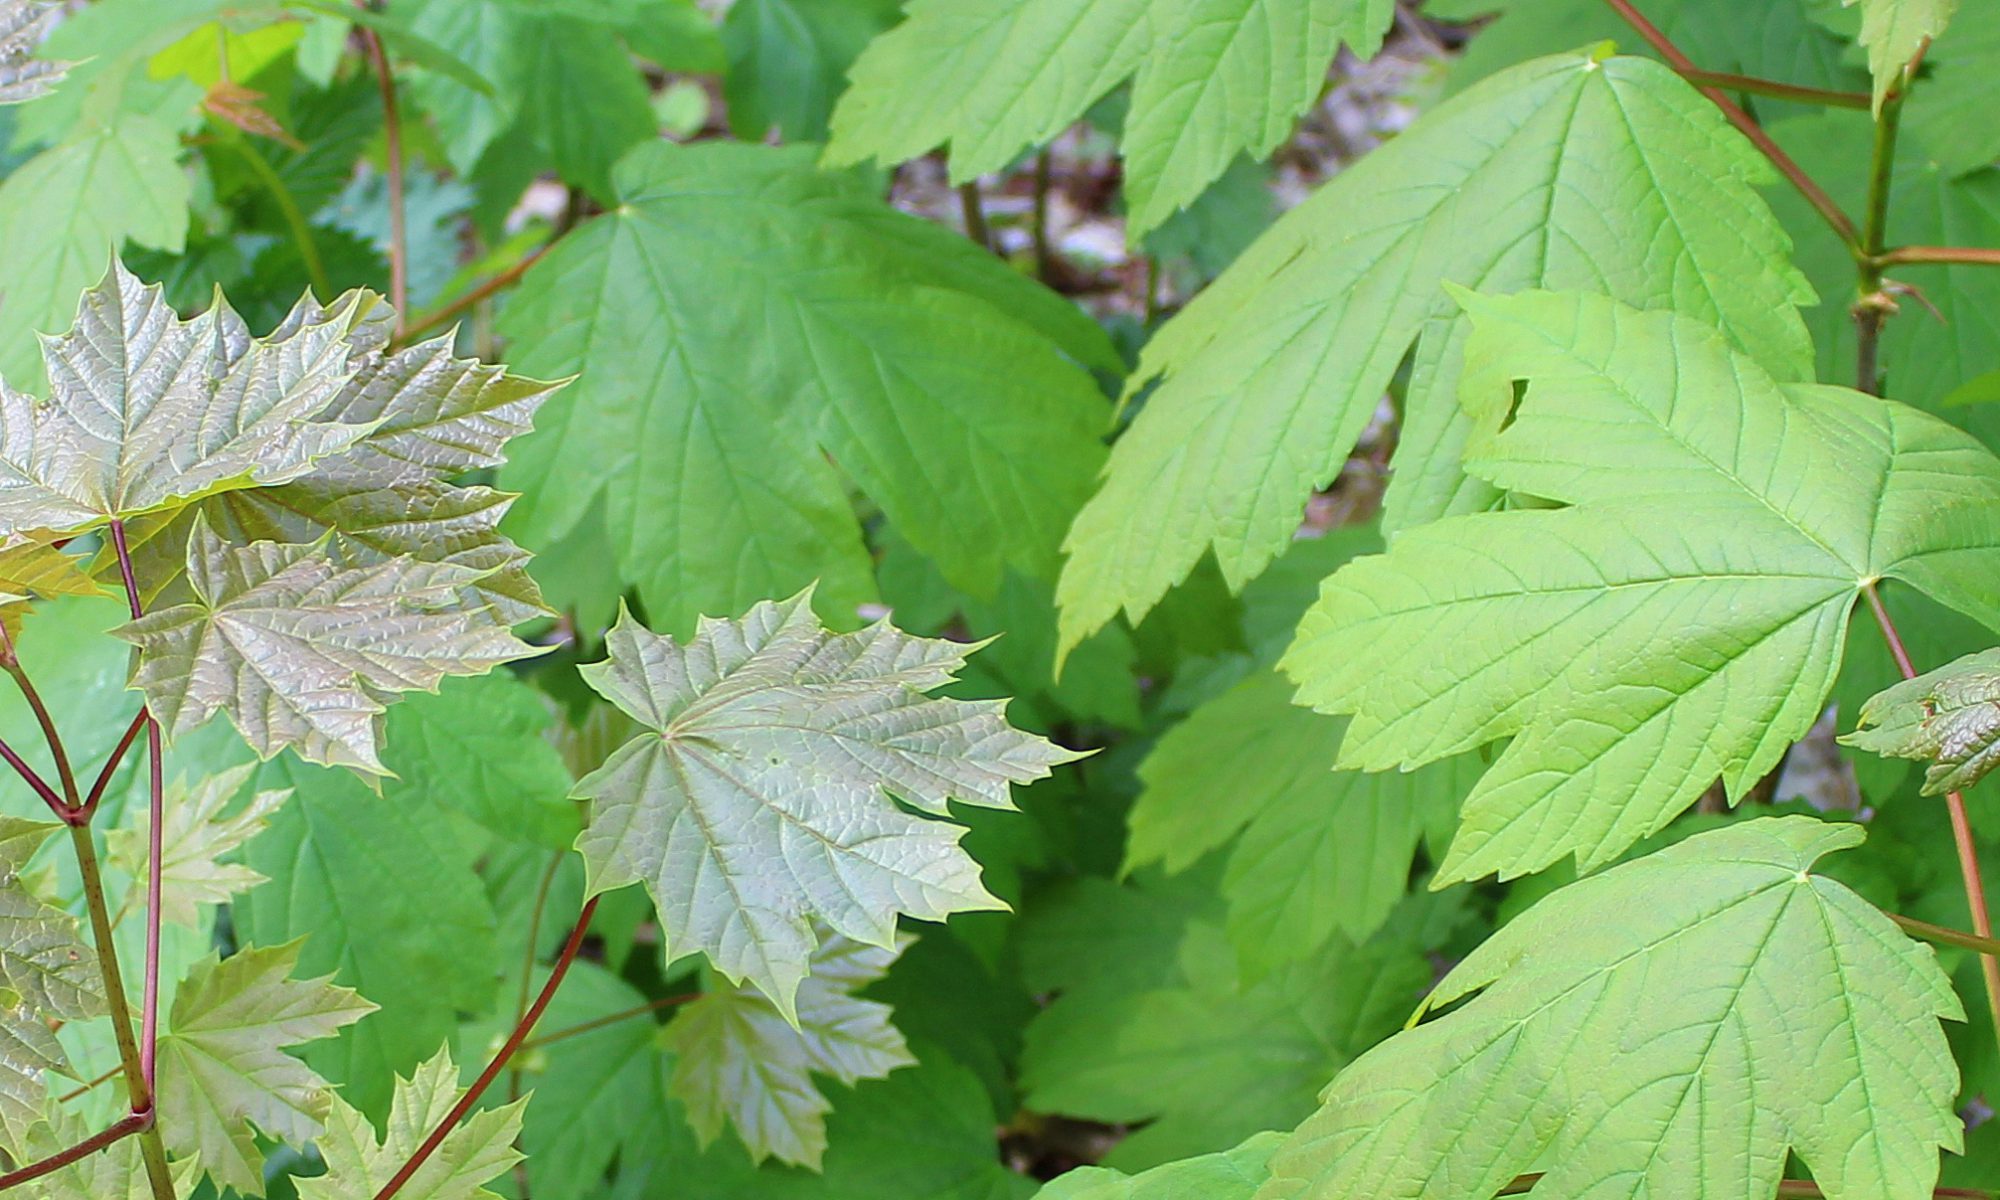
[234,755,499,1118]
[1022,912,1425,1170]
[825,0,1392,235]
[0,264,379,537]
[0,120,189,389]
[1126,667,1476,970]
[1038,1133,1278,1200]
[107,762,291,928]
[1053,50,1815,659]
[299,1049,526,1200]
[115,516,543,774]
[574,590,1080,1015]
[1259,817,1961,1200]
[156,941,377,1196]
[1843,647,2000,794]
[0,1,69,103]
[1283,289,2000,883]
[669,932,914,1169]
[0,818,100,1143]
[1847,0,1956,108]
[496,140,1117,636]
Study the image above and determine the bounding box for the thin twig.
[0,732,65,819]
[1674,67,1869,110]
[356,16,408,328]
[1865,583,2000,1054]
[228,131,330,298]
[517,992,699,1053]
[1031,148,1055,284]
[77,711,147,824]
[1853,46,1916,395]
[1890,912,2000,958]
[65,824,174,1199]
[393,246,548,348]
[0,626,77,810]
[1875,245,2000,268]
[0,1111,150,1191]
[373,897,600,1200]
[507,852,564,1111]
[54,1064,122,1105]
[1600,0,1859,249]
[103,520,174,1199]
[958,181,993,253]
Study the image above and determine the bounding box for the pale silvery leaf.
[114,517,544,774]
[0,263,382,537]
[96,287,559,617]
[0,1,69,105]
[156,942,376,1196]
[1259,818,1962,1200]
[108,763,291,928]
[0,817,100,1143]
[1843,647,2000,795]
[668,932,914,1168]
[299,1050,526,1200]
[0,1107,200,1200]
[575,590,1081,1015]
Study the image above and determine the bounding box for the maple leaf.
[107,762,291,928]
[0,1,66,105]
[668,932,914,1169]
[826,0,1394,234]
[1125,667,1476,969]
[1844,647,2000,795]
[573,590,1081,1014]
[495,141,1115,637]
[155,941,376,1196]
[102,288,560,621]
[0,817,100,1143]
[1283,289,2000,883]
[0,1107,200,1200]
[1847,0,1956,108]
[1038,1132,1279,1200]
[1259,817,1961,1200]
[115,516,544,774]
[1052,50,1814,659]
[0,263,383,537]
[298,1049,527,1200]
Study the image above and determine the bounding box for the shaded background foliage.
[0,0,1998,1198]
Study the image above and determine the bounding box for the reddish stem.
[372,896,600,1200]
[1863,582,2000,1051]
[517,992,699,1053]
[1600,0,1859,249]
[77,711,147,824]
[105,522,166,1095]
[393,247,549,348]
[0,1110,150,1191]
[356,17,408,326]
[0,731,67,819]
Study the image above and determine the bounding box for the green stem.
[1890,912,2000,958]
[958,182,992,253]
[228,131,329,298]
[1875,244,2000,268]
[516,992,699,1053]
[1674,66,1870,109]
[67,825,174,1199]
